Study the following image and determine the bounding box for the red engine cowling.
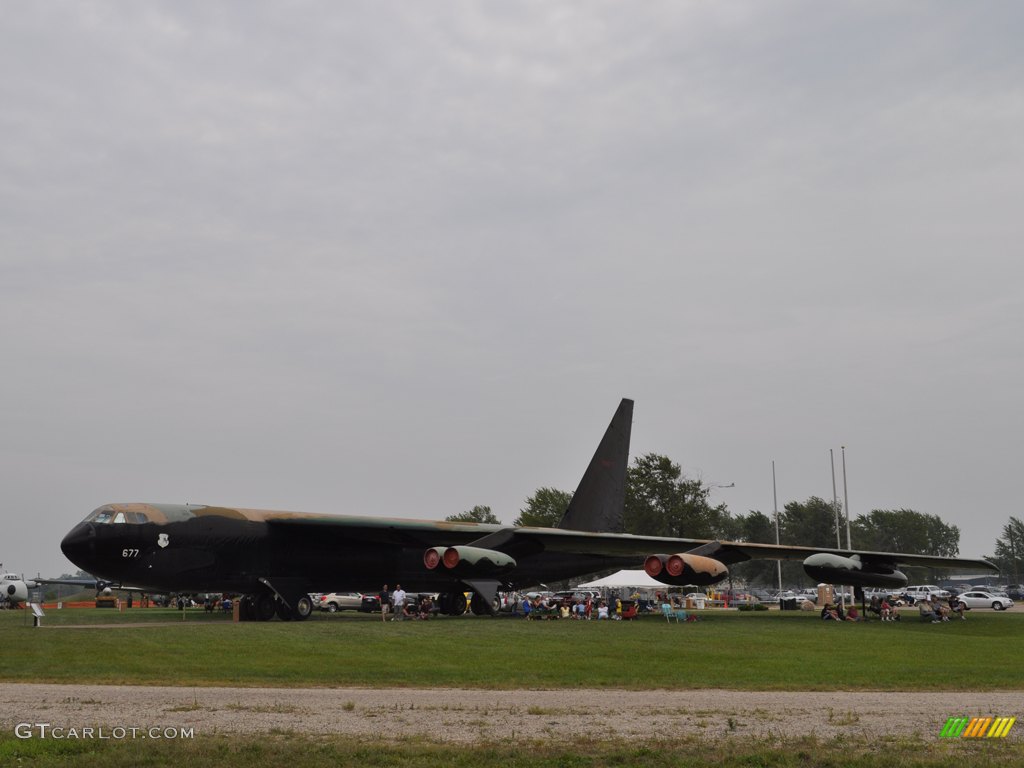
[422,546,516,576]
[644,553,729,586]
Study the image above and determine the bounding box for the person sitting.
[820,604,839,621]
[948,595,966,621]
[867,596,881,619]
[918,600,940,623]
[597,601,609,620]
[880,598,893,622]
[930,595,950,622]
[845,605,862,622]
[418,596,433,620]
[537,597,552,619]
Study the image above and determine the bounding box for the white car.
[319,592,380,613]
[955,591,1014,611]
[904,585,951,601]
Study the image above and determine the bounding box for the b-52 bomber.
[59,399,996,621]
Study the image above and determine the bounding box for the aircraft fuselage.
[60,503,633,598]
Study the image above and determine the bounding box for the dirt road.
[3,684,1020,742]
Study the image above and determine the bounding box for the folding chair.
[661,603,677,622]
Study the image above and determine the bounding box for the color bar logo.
[940,717,1016,739]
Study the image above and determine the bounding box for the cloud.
[2,2,1022,576]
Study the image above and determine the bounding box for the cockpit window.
[92,511,113,524]
[112,512,126,524]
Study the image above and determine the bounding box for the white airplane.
[0,570,39,607]
[0,565,129,608]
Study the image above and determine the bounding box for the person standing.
[379,584,390,622]
[392,584,407,621]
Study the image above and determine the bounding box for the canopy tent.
[576,570,666,589]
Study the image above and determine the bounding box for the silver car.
[319,592,378,612]
[955,591,1014,611]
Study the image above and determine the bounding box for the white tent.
[576,570,665,589]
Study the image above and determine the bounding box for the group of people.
[821,596,898,622]
[869,595,899,621]
[821,593,965,623]
[820,603,863,621]
[519,594,624,620]
[379,584,435,621]
[917,593,965,623]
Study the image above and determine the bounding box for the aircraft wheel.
[241,595,259,621]
[470,593,493,616]
[275,600,294,621]
[293,596,313,621]
[440,591,467,616]
[254,594,277,622]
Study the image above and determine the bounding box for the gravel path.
[3,684,1021,742]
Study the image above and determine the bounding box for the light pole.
[841,446,852,550]
[772,460,782,592]
[830,449,845,609]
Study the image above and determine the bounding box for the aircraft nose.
[61,522,95,567]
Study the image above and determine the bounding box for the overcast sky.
[3,2,1022,579]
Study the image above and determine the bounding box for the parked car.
[903,585,951,602]
[319,592,380,613]
[955,591,1014,611]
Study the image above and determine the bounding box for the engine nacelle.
[802,553,907,589]
[423,546,516,577]
[644,553,729,586]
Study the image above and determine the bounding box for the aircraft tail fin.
[557,398,633,533]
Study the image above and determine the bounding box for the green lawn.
[2,607,1021,690]
[2,732,1023,768]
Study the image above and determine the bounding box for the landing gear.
[293,595,313,620]
[438,591,467,616]
[238,590,311,621]
[470,592,495,616]
[253,593,277,622]
[239,595,255,621]
[238,581,311,622]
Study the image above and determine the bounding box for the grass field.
[2,606,1022,690]
[2,732,1023,768]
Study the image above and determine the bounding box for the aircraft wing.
[493,527,996,571]
[265,515,996,582]
[33,577,150,593]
